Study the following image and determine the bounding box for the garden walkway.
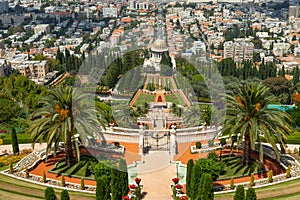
[138,151,176,199]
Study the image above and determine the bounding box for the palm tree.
[27,86,100,166]
[223,82,291,165]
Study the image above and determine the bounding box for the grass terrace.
[133,93,155,107]
[218,156,265,179]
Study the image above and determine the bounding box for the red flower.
[175,184,183,189]
[123,196,130,200]
[172,177,179,184]
[135,177,141,184]
[180,196,188,200]
[129,184,137,189]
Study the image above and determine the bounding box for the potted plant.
[175,184,183,192]
[129,184,137,192]
[172,177,179,184]
[135,177,141,186]
[180,196,188,200]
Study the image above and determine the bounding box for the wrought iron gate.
[143,132,170,153]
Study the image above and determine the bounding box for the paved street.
[138,151,176,199]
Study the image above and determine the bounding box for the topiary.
[208,140,214,147]
[42,171,47,183]
[25,167,29,178]
[268,170,273,183]
[60,190,70,200]
[249,173,255,187]
[80,178,85,190]
[246,187,257,200]
[61,174,65,187]
[230,177,235,190]
[234,185,245,200]
[9,161,13,174]
[45,187,57,200]
[196,141,202,149]
[286,165,291,178]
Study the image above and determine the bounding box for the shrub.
[208,140,214,147]
[234,185,245,200]
[230,177,235,189]
[246,188,257,200]
[9,161,13,174]
[45,187,57,200]
[25,167,29,178]
[42,171,47,183]
[196,141,202,149]
[60,190,70,200]
[268,170,273,183]
[249,174,255,187]
[96,175,110,200]
[114,142,120,147]
[135,186,142,199]
[220,138,227,146]
[61,174,65,187]
[286,165,291,178]
[80,178,85,190]
[207,151,218,161]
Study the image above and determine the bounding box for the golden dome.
[151,39,168,52]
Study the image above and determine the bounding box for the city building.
[34,24,50,35]
[0,59,10,76]
[102,7,118,18]
[289,6,300,19]
[0,0,8,14]
[128,0,149,10]
[15,60,49,79]
[224,40,254,62]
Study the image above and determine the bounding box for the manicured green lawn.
[218,156,264,179]
[133,93,155,107]
[0,174,95,200]
[165,94,179,104]
[51,155,97,178]
[1,133,32,144]
[287,132,300,144]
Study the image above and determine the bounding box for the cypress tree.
[197,173,214,200]
[96,175,110,200]
[119,159,129,197]
[191,163,201,199]
[42,171,46,183]
[45,187,57,200]
[246,188,257,200]
[60,190,70,200]
[234,185,245,200]
[286,165,291,178]
[268,170,273,183]
[186,159,194,197]
[11,127,19,155]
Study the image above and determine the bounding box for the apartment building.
[224,41,254,62]
[15,60,49,79]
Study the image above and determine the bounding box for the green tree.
[250,173,255,187]
[222,82,291,165]
[11,127,19,155]
[246,188,257,200]
[197,173,214,200]
[96,175,110,200]
[80,178,85,190]
[268,170,273,183]
[191,163,201,199]
[230,177,235,190]
[234,185,245,200]
[27,86,100,166]
[45,187,57,200]
[60,190,70,200]
[186,159,194,197]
